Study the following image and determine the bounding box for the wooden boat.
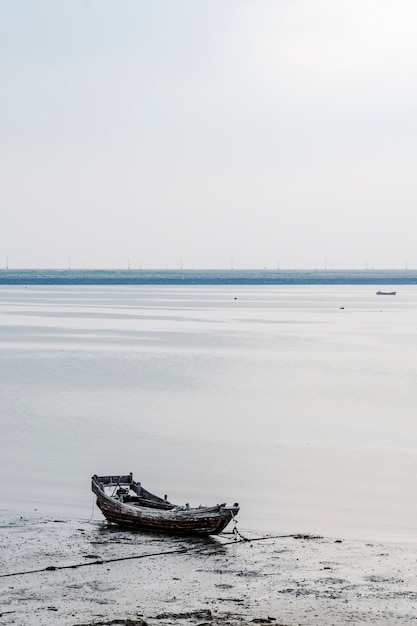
[91,473,239,536]
[376,290,396,295]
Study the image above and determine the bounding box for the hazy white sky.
[2,0,417,269]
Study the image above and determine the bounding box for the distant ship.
[376,290,396,295]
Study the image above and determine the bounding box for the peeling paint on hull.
[92,474,239,536]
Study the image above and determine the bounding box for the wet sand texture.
[1,512,417,625]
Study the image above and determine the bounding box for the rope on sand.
[0,547,188,578]
[0,532,317,579]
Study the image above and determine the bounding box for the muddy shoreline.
[1,511,417,625]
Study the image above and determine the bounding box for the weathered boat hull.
[92,474,239,536]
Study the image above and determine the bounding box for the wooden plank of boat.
[91,474,239,536]
[376,291,396,295]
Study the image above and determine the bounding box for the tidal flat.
[1,511,417,626]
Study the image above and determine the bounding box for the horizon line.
[0,267,414,273]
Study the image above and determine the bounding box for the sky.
[1,0,417,270]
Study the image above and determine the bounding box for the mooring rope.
[0,532,312,579]
[219,511,250,542]
[86,494,96,523]
[0,546,188,579]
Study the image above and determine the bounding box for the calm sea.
[1,272,417,542]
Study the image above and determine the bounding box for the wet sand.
[1,510,417,625]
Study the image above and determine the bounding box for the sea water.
[1,282,417,542]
